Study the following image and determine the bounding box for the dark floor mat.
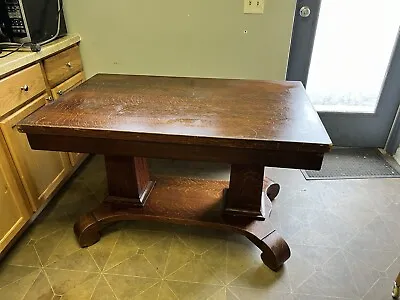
[302,148,400,180]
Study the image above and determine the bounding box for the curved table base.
[74,176,290,272]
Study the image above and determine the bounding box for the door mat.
[301,148,400,180]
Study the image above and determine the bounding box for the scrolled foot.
[260,231,291,271]
[74,213,101,247]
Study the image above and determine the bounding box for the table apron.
[26,133,324,170]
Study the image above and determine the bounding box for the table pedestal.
[74,156,291,271]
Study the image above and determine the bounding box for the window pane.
[306,0,400,113]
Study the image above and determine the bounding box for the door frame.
[286,0,400,154]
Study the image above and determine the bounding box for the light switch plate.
[244,0,264,14]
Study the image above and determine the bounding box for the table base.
[74,176,290,272]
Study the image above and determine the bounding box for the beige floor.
[0,156,399,300]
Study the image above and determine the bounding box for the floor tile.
[289,244,338,267]
[87,227,120,271]
[225,236,263,284]
[200,241,227,284]
[285,249,316,290]
[0,264,39,288]
[166,257,223,284]
[58,273,99,300]
[91,276,117,300]
[177,229,226,255]
[44,268,98,295]
[34,229,66,266]
[104,274,159,300]
[296,270,359,299]
[46,249,99,272]
[228,286,294,300]
[23,271,54,300]
[165,281,222,300]
[363,277,395,300]
[103,229,140,271]
[104,252,160,278]
[45,227,82,266]
[27,210,71,242]
[0,268,40,299]
[144,236,173,277]
[164,236,195,277]
[158,281,178,300]
[227,288,241,300]
[3,240,41,267]
[386,257,400,280]
[208,287,227,300]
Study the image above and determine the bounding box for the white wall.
[63,0,296,79]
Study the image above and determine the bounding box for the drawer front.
[44,46,82,87]
[0,64,46,117]
[51,72,85,100]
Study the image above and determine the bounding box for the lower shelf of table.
[74,176,290,271]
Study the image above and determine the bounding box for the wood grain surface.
[19,74,332,153]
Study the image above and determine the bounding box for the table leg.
[74,155,155,247]
[223,164,290,270]
[224,164,266,220]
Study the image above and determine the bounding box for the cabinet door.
[0,132,31,253]
[52,72,88,167]
[0,94,72,211]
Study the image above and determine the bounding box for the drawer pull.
[66,62,72,68]
[20,85,29,92]
[46,96,54,102]
[57,90,64,96]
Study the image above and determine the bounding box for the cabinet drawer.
[0,64,46,117]
[44,46,82,87]
[51,72,85,100]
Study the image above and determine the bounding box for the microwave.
[0,0,67,44]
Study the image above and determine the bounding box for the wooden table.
[18,74,332,271]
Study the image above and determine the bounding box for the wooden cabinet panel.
[0,94,72,211]
[52,72,88,167]
[44,46,82,87]
[0,132,31,253]
[0,64,46,117]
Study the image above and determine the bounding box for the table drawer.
[0,64,46,117]
[44,46,82,87]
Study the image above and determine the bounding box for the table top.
[19,74,332,152]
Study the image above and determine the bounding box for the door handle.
[299,6,311,18]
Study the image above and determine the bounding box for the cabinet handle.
[57,90,64,96]
[20,85,29,92]
[46,96,54,102]
[66,62,72,68]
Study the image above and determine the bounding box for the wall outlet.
[244,0,264,14]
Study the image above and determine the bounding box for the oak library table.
[18,74,332,271]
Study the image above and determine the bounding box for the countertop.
[0,34,81,78]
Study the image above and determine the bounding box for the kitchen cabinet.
[0,94,72,211]
[0,36,87,254]
[0,132,31,253]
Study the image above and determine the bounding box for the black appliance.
[0,0,67,45]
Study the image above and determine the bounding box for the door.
[0,94,72,211]
[51,72,88,167]
[0,132,31,253]
[287,0,400,149]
